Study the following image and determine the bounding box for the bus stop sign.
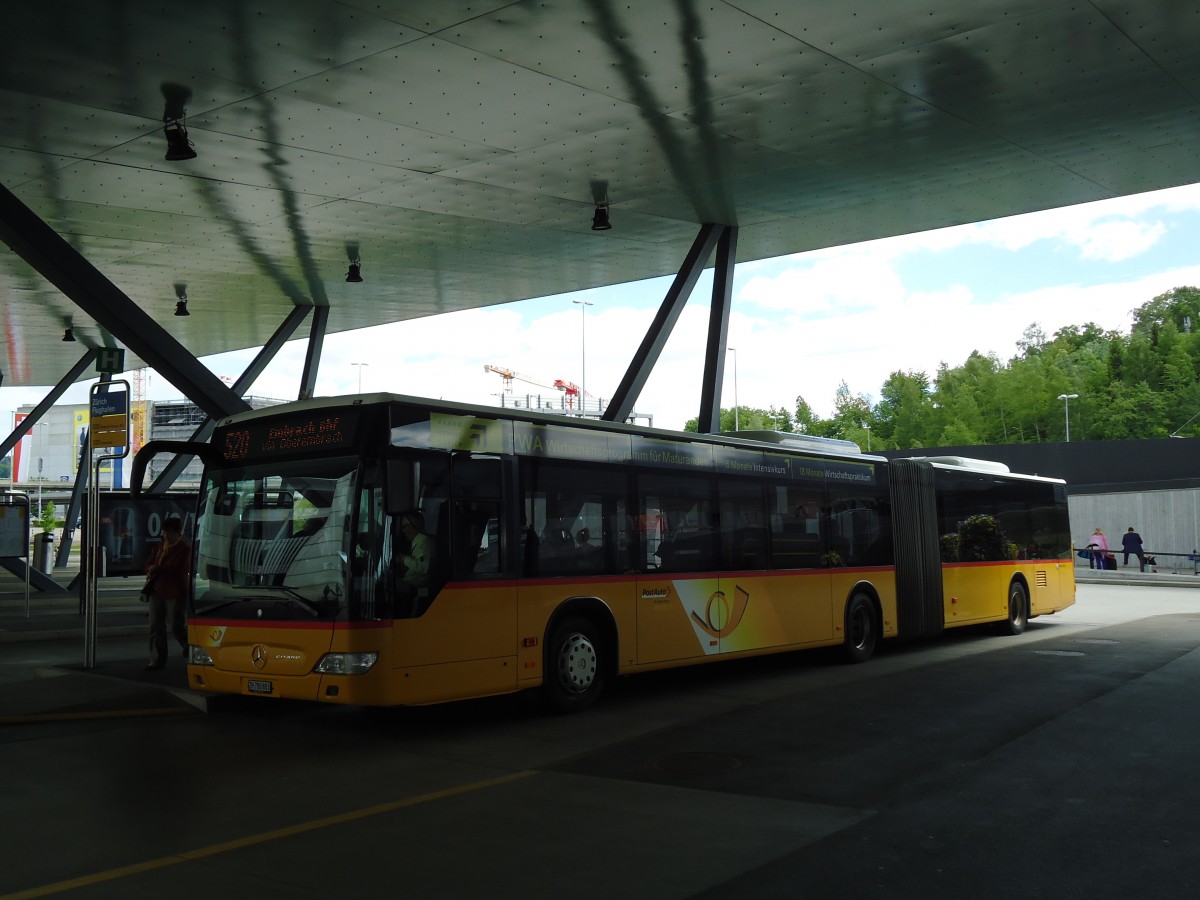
[90,387,130,449]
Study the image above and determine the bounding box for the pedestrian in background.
[1087,527,1109,570]
[1122,526,1146,572]
[144,516,190,670]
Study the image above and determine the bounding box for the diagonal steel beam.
[697,226,739,433]
[0,349,98,460]
[298,306,329,400]
[147,305,313,492]
[0,181,250,421]
[602,223,726,423]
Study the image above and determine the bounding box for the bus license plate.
[247,680,273,694]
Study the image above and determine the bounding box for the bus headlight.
[187,645,214,666]
[314,652,378,675]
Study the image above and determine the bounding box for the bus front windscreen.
[192,458,358,622]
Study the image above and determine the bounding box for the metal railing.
[1131,550,1198,575]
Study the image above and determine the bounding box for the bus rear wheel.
[544,617,606,713]
[843,593,878,664]
[998,581,1028,636]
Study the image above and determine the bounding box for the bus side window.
[718,478,765,570]
[450,455,504,578]
[450,499,502,576]
[640,472,714,573]
[768,484,824,569]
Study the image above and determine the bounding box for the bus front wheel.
[843,593,878,664]
[544,617,606,713]
[998,581,1028,636]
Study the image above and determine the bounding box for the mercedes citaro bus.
[132,393,1074,712]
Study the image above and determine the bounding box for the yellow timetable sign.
[89,390,129,449]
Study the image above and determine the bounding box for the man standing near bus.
[144,515,189,669]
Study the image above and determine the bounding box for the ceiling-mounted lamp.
[161,82,197,161]
[591,203,612,231]
[163,118,197,160]
[345,241,363,282]
[589,179,612,231]
[174,282,190,317]
[62,325,76,342]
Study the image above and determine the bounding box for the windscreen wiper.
[197,586,321,618]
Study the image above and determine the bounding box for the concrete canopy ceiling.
[2,1,1199,387]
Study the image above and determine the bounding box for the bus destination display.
[220,410,361,461]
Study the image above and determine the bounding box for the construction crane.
[130,367,147,455]
[483,364,590,410]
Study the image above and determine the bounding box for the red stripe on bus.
[189,618,391,631]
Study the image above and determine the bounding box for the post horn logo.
[690,585,750,638]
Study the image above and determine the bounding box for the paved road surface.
[2,582,1199,899]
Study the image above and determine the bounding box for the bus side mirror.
[131,440,219,498]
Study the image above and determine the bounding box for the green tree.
[874,370,932,449]
[1132,286,1200,336]
[36,500,57,533]
[683,406,794,434]
[793,396,821,434]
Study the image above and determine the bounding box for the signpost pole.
[85,377,130,669]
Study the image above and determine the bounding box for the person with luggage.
[1087,527,1110,570]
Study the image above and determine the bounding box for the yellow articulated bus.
[132,394,1074,712]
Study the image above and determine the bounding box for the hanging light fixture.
[590,179,612,231]
[174,282,190,317]
[163,118,197,161]
[62,326,76,342]
[345,241,363,282]
[161,82,197,161]
[591,204,612,231]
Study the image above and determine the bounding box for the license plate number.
[247,680,273,694]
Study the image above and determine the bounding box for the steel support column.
[147,305,313,492]
[0,181,249,422]
[602,223,726,423]
[697,226,739,433]
[298,306,329,400]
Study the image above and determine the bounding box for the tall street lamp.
[572,299,593,415]
[351,362,368,393]
[1057,393,1078,442]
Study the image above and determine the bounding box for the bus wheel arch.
[998,577,1029,636]
[842,585,881,664]
[542,598,616,713]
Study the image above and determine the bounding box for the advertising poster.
[85,491,199,577]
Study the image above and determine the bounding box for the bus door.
[636,473,719,664]
[519,461,636,671]
[383,454,518,702]
[765,482,834,645]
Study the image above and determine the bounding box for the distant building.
[14,396,283,489]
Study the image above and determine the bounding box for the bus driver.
[397,509,436,601]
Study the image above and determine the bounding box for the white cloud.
[1073,220,1166,261]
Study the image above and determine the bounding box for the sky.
[5,182,1200,434]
